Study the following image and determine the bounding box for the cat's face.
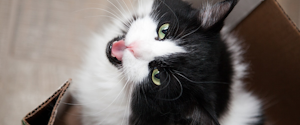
[106,0,237,124]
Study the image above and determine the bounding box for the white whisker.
[172,70,227,84]
[175,27,187,39]
[106,0,126,17]
[85,14,130,28]
[179,25,202,40]
[128,0,138,18]
[78,8,125,22]
[121,0,132,13]
[116,0,127,14]
[170,73,183,101]
[158,0,180,36]
[83,76,129,118]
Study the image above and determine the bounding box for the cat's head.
[106,0,237,124]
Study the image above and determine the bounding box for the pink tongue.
[111,40,126,61]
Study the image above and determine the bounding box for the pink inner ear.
[112,40,126,61]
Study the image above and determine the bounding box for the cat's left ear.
[199,0,238,32]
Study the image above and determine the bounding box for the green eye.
[152,68,161,86]
[158,23,170,40]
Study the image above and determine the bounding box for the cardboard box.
[22,0,300,124]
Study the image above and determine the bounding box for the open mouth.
[106,36,124,67]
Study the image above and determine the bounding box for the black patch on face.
[151,0,201,41]
[129,0,241,125]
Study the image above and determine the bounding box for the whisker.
[120,86,128,125]
[158,0,180,37]
[128,0,138,18]
[138,0,141,13]
[131,0,139,18]
[121,0,135,23]
[202,105,221,125]
[157,71,171,91]
[153,11,168,21]
[78,7,127,23]
[121,0,131,12]
[74,8,118,18]
[116,0,127,14]
[141,83,150,107]
[172,70,228,84]
[169,73,184,101]
[107,0,133,27]
[63,75,126,107]
[155,69,183,101]
[123,83,133,125]
[160,12,168,19]
[85,15,130,28]
[106,0,125,17]
[175,27,187,39]
[86,76,131,119]
[178,25,202,40]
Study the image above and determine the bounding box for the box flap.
[233,0,300,125]
[22,80,71,125]
[223,0,264,32]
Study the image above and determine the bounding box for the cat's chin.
[106,37,123,67]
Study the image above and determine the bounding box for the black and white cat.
[72,0,264,124]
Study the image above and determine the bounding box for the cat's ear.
[199,0,238,32]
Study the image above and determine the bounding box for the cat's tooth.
[111,53,115,57]
[111,41,118,57]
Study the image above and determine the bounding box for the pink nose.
[111,40,139,61]
[127,42,138,55]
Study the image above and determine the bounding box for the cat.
[71,0,265,125]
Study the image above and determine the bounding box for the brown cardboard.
[22,80,71,125]
[53,89,82,125]
[234,0,300,125]
[223,0,263,33]
[22,0,300,124]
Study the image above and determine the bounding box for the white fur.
[71,6,135,125]
[135,0,154,17]
[72,33,131,125]
[219,33,263,125]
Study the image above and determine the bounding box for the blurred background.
[0,0,299,125]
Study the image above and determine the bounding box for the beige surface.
[0,0,126,124]
[0,0,298,125]
[277,0,300,27]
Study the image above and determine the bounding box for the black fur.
[251,112,265,125]
[105,0,264,125]
[129,0,234,125]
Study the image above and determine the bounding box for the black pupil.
[162,29,168,34]
[154,73,160,79]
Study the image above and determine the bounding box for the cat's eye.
[158,23,170,40]
[151,68,161,86]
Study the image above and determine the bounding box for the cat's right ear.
[199,0,238,32]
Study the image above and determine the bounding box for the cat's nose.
[127,41,152,60]
[127,42,139,57]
